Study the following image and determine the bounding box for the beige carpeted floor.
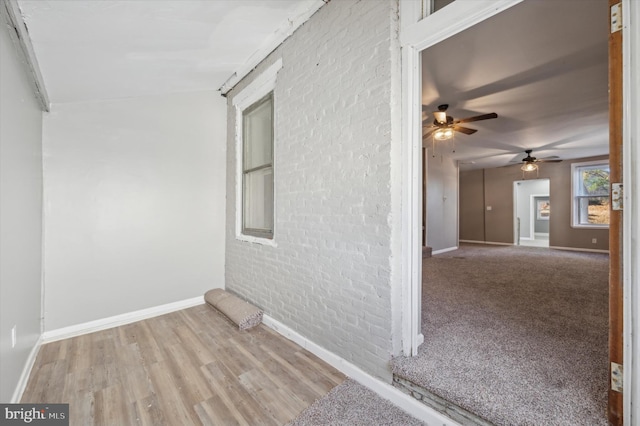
[392,243,609,426]
[288,378,427,426]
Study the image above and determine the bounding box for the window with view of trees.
[572,161,610,227]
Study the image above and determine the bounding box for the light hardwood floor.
[21,304,345,425]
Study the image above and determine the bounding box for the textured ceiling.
[421,0,609,170]
[17,0,322,103]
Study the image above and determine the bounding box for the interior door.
[608,0,623,424]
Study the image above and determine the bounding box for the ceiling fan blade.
[454,112,498,124]
[422,128,436,139]
[538,159,562,163]
[453,126,477,135]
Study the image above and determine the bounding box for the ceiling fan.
[519,149,562,172]
[423,104,498,140]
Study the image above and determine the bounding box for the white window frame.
[232,59,282,246]
[571,160,610,229]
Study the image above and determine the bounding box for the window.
[242,93,274,239]
[232,58,281,244]
[572,161,610,227]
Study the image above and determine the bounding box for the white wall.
[426,152,458,252]
[0,23,44,402]
[225,0,399,380]
[42,91,226,331]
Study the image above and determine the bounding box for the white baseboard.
[459,240,513,246]
[459,240,607,253]
[549,246,609,254]
[11,336,43,403]
[262,315,459,425]
[432,246,458,255]
[42,296,205,343]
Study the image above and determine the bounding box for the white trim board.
[622,1,639,422]
[0,0,50,111]
[11,336,43,403]
[459,241,607,254]
[219,0,325,95]
[262,315,460,425]
[400,0,523,363]
[458,240,513,246]
[42,296,205,343]
[401,0,523,51]
[232,59,282,247]
[549,246,609,254]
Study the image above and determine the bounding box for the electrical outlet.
[592,238,597,244]
[11,325,16,348]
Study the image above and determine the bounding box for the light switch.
[486,206,492,211]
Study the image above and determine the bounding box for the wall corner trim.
[262,315,458,425]
[0,0,50,111]
[42,296,205,343]
[11,336,43,403]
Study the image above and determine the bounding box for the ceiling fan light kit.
[422,103,498,154]
[434,110,448,124]
[433,128,454,140]
[521,161,539,178]
[518,149,562,177]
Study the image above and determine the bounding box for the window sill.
[571,224,610,230]
[235,233,277,247]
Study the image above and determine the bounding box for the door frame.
[512,179,551,244]
[399,0,638,422]
[399,0,523,358]
[619,0,638,422]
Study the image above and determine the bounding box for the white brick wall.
[225,0,398,380]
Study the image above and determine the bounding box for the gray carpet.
[391,244,609,426]
[288,378,427,426]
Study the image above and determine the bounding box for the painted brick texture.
[225,0,398,380]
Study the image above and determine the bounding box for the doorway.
[514,179,550,248]
[397,0,630,424]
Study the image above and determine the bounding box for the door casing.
[399,0,637,422]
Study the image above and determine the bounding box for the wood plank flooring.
[21,304,345,425]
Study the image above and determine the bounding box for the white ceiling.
[16,0,608,170]
[17,0,322,103]
[422,0,609,170]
